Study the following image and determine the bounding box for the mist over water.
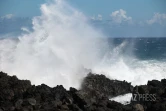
[93,38,166,86]
[0,0,166,89]
[0,0,108,89]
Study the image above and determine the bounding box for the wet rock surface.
[132,79,166,111]
[81,73,133,99]
[0,71,165,111]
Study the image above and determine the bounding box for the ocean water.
[93,38,166,86]
[103,38,166,104]
[0,0,166,90]
[110,38,166,60]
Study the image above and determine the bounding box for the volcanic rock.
[132,79,166,111]
[80,73,133,103]
[1,71,165,111]
[133,104,144,111]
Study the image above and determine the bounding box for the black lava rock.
[80,73,133,103]
[132,78,166,111]
[1,71,164,111]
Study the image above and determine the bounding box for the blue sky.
[0,0,165,19]
[0,0,45,17]
[69,0,166,20]
[0,0,166,37]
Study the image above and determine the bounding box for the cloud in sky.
[147,13,166,25]
[91,14,102,21]
[88,9,166,37]
[1,14,14,19]
[110,9,132,24]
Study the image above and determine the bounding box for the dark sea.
[109,38,166,61]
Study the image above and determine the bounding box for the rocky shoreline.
[0,71,166,111]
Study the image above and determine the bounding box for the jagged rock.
[15,99,23,109]
[53,100,62,105]
[72,91,88,110]
[148,80,162,87]
[133,104,144,111]
[0,71,134,111]
[161,79,166,86]
[68,104,82,111]
[132,78,166,111]
[27,98,36,105]
[0,71,31,102]
[107,101,124,110]
[9,106,15,111]
[2,71,166,111]
[61,105,69,110]
[80,73,133,103]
